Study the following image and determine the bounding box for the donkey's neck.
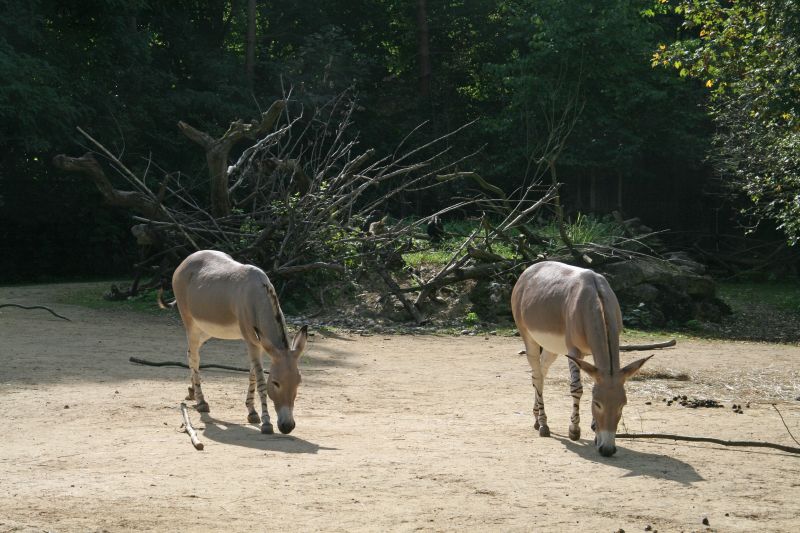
[253,282,290,350]
[589,277,619,377]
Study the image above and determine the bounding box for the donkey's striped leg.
[539,350,559,433]
[522,334,550,437]
[567,353,584,441]
[247,343,273,434]
[539,350,558,378]
[245,367,260,424]
[186,328,211,412]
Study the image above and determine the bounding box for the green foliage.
[57,283,164,315]
[0,0,756,282]
[718,281,800,316]
[403,214,626,268]
[654,0,800,244]
[540,213,625,246]
[463,311,480,326]
[481,0,710,185]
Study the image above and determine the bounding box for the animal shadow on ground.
[199,412,337,454]
[554,434,704,486]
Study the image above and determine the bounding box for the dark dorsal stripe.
[591,275,614,375]
[264,283,289,348]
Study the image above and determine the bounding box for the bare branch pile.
[54,91,641,323]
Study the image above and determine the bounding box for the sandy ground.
[1,283,799,533]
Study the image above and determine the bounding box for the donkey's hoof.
[247,412,260,424]
[534,421,540,430]
[196,401,210,413]
[186,387,195,401]
[569,426,581,441]
[538,425,551,437]
[261,423,274,434]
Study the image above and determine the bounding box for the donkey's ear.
[291,325,308,355]
[621,354,654,382]
[565,354,599,380]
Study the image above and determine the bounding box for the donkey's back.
[172,250,269,340]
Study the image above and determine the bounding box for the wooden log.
[619,339,677,351]
[180,402,204,451]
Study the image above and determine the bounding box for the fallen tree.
[54,92,529,307]
[55,90,727,326]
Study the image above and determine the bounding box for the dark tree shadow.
[312,327,356,341]
[553,434,705,486]
[199,412,337,454]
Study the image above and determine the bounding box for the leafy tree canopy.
[653,0,800,244]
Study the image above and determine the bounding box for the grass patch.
[718,281,800,315]
[403,214,625,268]
[539,213,625,245]
[56,283,164,316]
[403,249,458,268]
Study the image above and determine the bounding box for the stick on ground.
[616,432,800,454]
[130,356,262,374]
[180,402,204,450]
[619,339,676,351]
[0,304,71,321]
[517,338,677,356]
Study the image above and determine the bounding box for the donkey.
[159,250,308,435]
[511,261,651,456]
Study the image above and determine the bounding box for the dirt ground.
[1,283,799,532]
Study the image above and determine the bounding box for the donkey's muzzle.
[595,431,616,457]
[278,421,295,434]
[598,444,617,457]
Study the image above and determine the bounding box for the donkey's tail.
[157,287,177,309]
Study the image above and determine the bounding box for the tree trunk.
[178,99,285,218]
[245,0,256,89]
[207,146,232,218]
[416,0,431,98]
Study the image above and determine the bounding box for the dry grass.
[629,368,691,382]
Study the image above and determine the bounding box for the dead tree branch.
[52,153,166,221]
[180,402,204,450]
[377,267,426,324]
[619,339,677,351]
[518,339,676,356]
[178,99,286,217]
[615,433,800,454]
[54,88,593,324]
[0,304,71,321]
[130,356,265,374]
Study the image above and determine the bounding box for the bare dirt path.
[1,283,799,532]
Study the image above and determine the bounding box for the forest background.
[1,0,798,282]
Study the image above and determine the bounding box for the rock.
[664,251,707,275]
[620,283,660,303]
[468,280,512,321]
[597,257,729,326]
